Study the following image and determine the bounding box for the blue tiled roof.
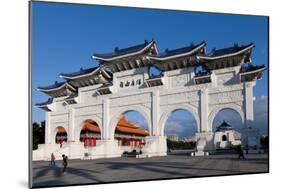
[60,66,112,78]
[207,43,253,57]
[61,66,99,78]
[216,121,233,131]
[93,40,154,59]
[240,64,265,73]
[150,41,205,58]
[38,81,66,90]
[35,98,53,107]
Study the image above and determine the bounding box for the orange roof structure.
[57,127,67,134]
[80,117,149,136]
[115,125,149,136]
[117,117,139,129]
[116,117,149,136]
[82,121,101,132]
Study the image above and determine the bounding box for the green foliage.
[32,122,45,150]
[167,139,196,150]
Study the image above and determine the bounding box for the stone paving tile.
[32,154,269,188]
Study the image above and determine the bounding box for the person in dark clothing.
[62,154,68,173]
[50,153,55,166]
[237,145,245,160]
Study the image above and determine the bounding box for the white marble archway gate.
[34,41,265,160]
[41,77,253,159]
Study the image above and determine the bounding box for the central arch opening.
[212,108,243,150]
[114,111,149,155]
[80,120,101,148]
[164,109,197,155]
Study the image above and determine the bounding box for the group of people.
[50,153,68,173]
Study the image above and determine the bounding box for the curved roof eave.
[240,67,266,75]
[37,82,76,93]
[147,42,206,61]
[92,41,157,62]
[197,44,255,61]
[60,67,112,80]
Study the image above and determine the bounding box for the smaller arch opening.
[222,135,227,141]
[80,120,101,148]
[114,111,149,154]
[55,127,67,147]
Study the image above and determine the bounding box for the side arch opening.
[55,126,67,147]
[79,119,101,148]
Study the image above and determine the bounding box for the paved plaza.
[32,154,269,188]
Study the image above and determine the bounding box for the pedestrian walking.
[50,153,56,166]
[62,154,68,173]
[237,145,245,160]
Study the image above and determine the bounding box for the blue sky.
[31,2,268,136]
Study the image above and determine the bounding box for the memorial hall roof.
[198,43,254,60]
[148,41,206,61]
[216,121,234,132]
[92,40,158,61]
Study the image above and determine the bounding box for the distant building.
[182,136,196,142]
[167,135,179,142]
[214,121,241,149]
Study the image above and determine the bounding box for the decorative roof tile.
[60,66,112,79]
[92,40,157,61]
[150,41,205,59]
[207,43,254,57]
[240,64,265,73]
[35,98,53,107]
[37,81,66,91]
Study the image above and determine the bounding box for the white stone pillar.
[200,88,209,132]
[244,82,255,128]
[45,112,51,144]
[152,91,159,136]
[103,99,110,140]
[68,109,75,142]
